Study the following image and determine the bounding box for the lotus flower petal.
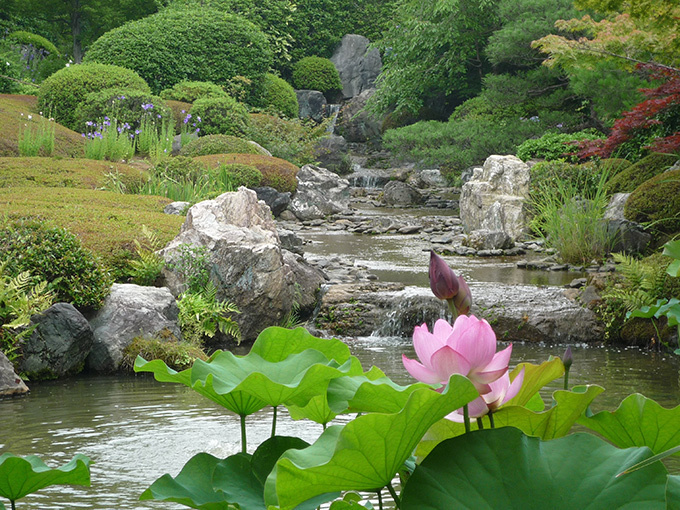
[402,354,442,384]
[413,322,447,370]
[449,316,496,368]
[429,251,459,300]
[446,396,489,422]
[429,346,471,384]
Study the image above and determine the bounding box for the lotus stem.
[476,417,484,430]
[463,404,471,434]
[378,489,383,510]
[240,414,247,454]
[488,411,495,429]
[447,298,458,322]
[271,406,277,437]
[387,482,401,509]
[563,371,569,391]
[11,500,16,510]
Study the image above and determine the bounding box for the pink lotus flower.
[402,315,513,394]
[446,368,525,422]
[429,251,472,317]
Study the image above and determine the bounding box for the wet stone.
[568,278,588,288]
[477,249,504,257]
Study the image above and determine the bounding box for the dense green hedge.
[261,73,299,118]
[516,130,602,162]
[84,8,272,97]
[292,57,342,94]
[189,96,251,136]
[605,153,679,194]
[160,81,229,103]
[7,31,59,55]
[180,134,264,157]
[37,63,150,131]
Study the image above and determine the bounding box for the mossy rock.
[180,134,265,157]
[0,187,183,270]
[0,157,148,190]
[624,168,680,246]
[0,94,85,157]
[605,152,678,194]
[195,153,298,193]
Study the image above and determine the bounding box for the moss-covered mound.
[0,157,148,189]
[0,94,84,157]
[606,153,678,194]
[0,187,183,269]
[180,134,265,157]
[195,154,298,192]
[624,169,680,246]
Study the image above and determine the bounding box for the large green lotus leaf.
[0,453,91,502]
[134,356,267,416]
[578,393,680,455]
[402,428,669,509]
[249,327,351,363]
[264,375,478,510]
[416,384,604,459]
[504,358,565,409]
[250,436,310,486]
[191,351,365,410]
[141,452,264,509]
[668,476,680,510]
[493,385,604,439]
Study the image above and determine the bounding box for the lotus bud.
[562,346,573,390]
[453,275,472,316]
[429,250,459,300]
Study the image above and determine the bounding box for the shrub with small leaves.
[261,73,299,118]
[247,113,325,167]
[216,163,263,188]
[516,130,602,162]
[151,156,208,182]
[180,134,264,157]
[160,81,229,103]
[190,96,251,136]
[122,336,208,371]
[0,219,112,310]
[292,56,342,95]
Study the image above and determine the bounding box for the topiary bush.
[261,73,299,118]
[7,31,59,55]
[75,88,173,134]
[516,130,602,162]
[37,63,150,131]
[624,169,680,246]
[151,156,208,182]
[180,134,264,157]
[217,163,263,188]
[159,81,229,103]
[189,96,251,136]
[195,153,299,193]
[84,8,272,97]
[605,152,679,194]
[0,219,112,309]
[292,56,342,95]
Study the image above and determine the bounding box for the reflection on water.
[1,339,677,509]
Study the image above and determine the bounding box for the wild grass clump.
[195,153,298,193]
[121,336,208,372]
[18,112,56,157]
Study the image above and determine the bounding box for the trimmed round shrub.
[7,31,59,55]
[160,81,229,103]
[516,130,602,162]
[190,96,251,136]
[37,63,150,131]
[217,163,263,188]
[606,152,679,194]
[195,154,299,192]
[292,56,342,94]
[75,88,173,134]
[84,8,272,96]
[624,169,680,246]
[0,219,112,309]
[180,134,264,157]
[152,156,207,182]
[261,73,299,118]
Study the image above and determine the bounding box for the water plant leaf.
[140,452,264,510]
[251,436,310,486]
[264,375,478,510]
[326,372,427,414]
[329,492,375,509]
[668,476,680,510]
[663,239,680,277]
[617,445,680,477]
[578,393,680,455]
[0,453,91,502]
[401,428,669,509]
[287,392,337,425]
[503,358,565,409]
[249,326,351,363]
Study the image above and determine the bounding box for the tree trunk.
[71,0,83,63]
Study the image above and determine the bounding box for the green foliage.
[18,114,55,157]
[195,154,299,193]
[167,243,211,294]
[606,152,678,194]
[75,88,172,134]
[0,453,91,506]
[84,7,272,96]
[517,130,602,162]
[37,62,150,131]
[159,80,229,103]
[292,57,342,95]
[122,336,208,372]
[247,113,326,167]
[529,169,615,264]
[217,163,263,189]
[0,219,112,309]
[83,117,136,162]
[180,134,263,158]
[128,225,165,286]
[261,73,298,119]
[189,96,251,137]
[177,282,241,345]
[624,168,680,244]
[604,252,671,312]
[529,159,615,199]
[7,30,59,55]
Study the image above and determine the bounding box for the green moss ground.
[605,152,678,194]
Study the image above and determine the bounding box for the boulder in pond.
[0,351,29,397]
[290,165,351,220]
[86,284,181,373]
[383,180,424,207]
[254,186,291,217]
[19,303,93,380]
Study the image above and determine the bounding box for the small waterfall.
[371,287,450,338]
[326,104,341,134]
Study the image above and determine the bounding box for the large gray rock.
[330,34,382,99]
[160,188,322,341]
[281,250,326,316]
[603,193,651,254]
[336,88,382,143]
[20,303,93,380]
[290,165,351,220]
[604,193,630,220]
[0,351,29,397]
[296,90,327,122]
[459,155,531,246]
[87,284,181,373]
[383,181,423,206]
[254,186,291,217]
[314,135,350,175]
